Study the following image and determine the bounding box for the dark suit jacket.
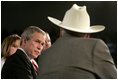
[37,35,117,79]
[1,49,37,79]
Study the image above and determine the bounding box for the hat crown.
[62,4,90,30]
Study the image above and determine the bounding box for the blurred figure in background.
[44,32,51,50]
[1,34,21,70]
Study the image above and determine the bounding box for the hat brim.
[48,16,105,33]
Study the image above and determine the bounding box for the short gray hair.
[21,26,45,40]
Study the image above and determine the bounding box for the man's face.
[24,32,46,59]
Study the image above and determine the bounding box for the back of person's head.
[1,34,21,58]
[21,26,46,41]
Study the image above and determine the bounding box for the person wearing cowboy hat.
[37,4,117,79]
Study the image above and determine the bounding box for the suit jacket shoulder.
[1,49,36,79]
[38,37,116,79]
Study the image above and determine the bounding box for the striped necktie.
[31,59,39,74]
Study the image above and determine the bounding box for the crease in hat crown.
[48,4,105,33]
[72,4,86,10]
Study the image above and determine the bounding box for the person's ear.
[22,38,28,44]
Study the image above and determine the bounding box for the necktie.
[31,59,39,74]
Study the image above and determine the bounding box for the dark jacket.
[37,35,117,79]
[1,49,37,79]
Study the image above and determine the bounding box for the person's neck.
[62,32,72,37]
[19,47,33,60]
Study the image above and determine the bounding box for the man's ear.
[22,38,27,44]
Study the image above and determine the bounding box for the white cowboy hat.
[48,4,105,33]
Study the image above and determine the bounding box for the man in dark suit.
[37,4,117,79]
[1,26,46,79]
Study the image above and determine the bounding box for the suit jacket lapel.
[17,49,37,78]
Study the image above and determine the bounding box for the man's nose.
[37,44,43,50]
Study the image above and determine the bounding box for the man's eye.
[35,40,40,43]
